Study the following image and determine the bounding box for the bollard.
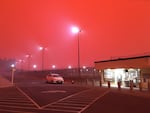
[86,79,88,85]
[108,81,110,88]
[139,82,142,91]
[148,82,150,91]
[99,80,102,87]
[117,81,121,90]
[130,80,133,91]
[92,79,95,87]
[71,80,75,84]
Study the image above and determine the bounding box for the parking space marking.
[52,102,86,107]
[44,108,78,113]
[0,108,36,113]
[41,88,109,113]
[78,90,109,113]
[0,87,42,113]
[41,89,90,109]
[0,104,38,110]
[0,101,34,106]
[16,86,41,109]
[0,99,32,103]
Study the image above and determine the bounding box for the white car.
[46,73,64,84]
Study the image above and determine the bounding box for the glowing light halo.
[39,46,48,51]
[68,65,72,69]
[33,64,37,69]
[39,46,43,50]
[52,65,56,69]
[71,26,80,34]
[11,64,15,68]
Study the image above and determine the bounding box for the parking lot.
[0,80,150,113]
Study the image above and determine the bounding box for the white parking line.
[15,86,41,109]
[47,105,83,109]
[62,100,90,104]
[41,89,90,109]
[78,90,110,113]
[0,101,34,106]
[41,88,108,113]
[44,108,78,113]
[0,99,32,103]
[0,104,37,110]
[0,108,35,113]
[52,102,86,107]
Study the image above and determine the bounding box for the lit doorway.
[103,68,140,88]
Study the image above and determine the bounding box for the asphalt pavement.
[1,82,150,113]
[82,90,150,113]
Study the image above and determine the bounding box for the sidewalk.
[64,81,150,99]
[0,75,13,88]
[100,86,150,99]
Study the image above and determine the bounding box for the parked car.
[46,73,64,84]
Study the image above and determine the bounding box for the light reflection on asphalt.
[41,90,67,93]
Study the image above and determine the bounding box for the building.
[94,56,150,89]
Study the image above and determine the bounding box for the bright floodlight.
[33,64,37,69]
[39,46,48,51]
[68,65,72,69]
[11,64,15,68]
[39,46,43,50]
[72,27,80,34]
[83,66,86,69]
[52,65,56,69]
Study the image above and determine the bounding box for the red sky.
[0,0,150,70]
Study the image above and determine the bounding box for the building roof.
[94,55,150,63]
[94,55,150,69]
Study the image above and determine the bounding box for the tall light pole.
[39,46,47,71]
[11,64,16,85]
[26,54,32,71]
[18,59,25,71]
[71,27,81,81]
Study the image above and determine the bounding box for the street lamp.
[83,66,86,69]
[71,26,81,81]
[33,64,37,70]
[68,65,72,69]
[52,65,56,69]
[25,54,32,71]
[18,59,25,71]
[11,64,16,85]
[52,65,56,73]
[39,46,47,71]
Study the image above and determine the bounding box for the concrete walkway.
[0,75,13,88]
[96,86,150,99]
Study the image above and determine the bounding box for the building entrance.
[103,68,140,88]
